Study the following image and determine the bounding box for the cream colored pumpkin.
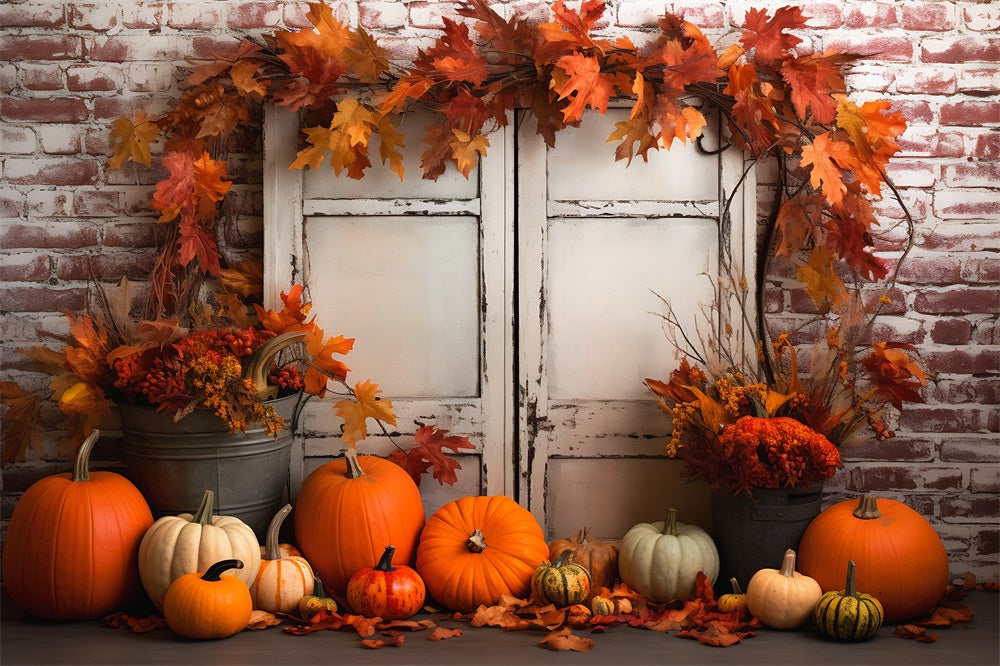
[251,504,315,613]
[138,489,262,611]
[618,508,719,602]
[746,548,822,629]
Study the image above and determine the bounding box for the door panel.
[263,105,754,534]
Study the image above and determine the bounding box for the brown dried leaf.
[361,634,404,649]
[540,627,594,652]
[470,604,528,630]
[247,610,282,630]
[105,612,167,633]
[895,624,938,643]
[427,626,463,641]
[917,605,974,627]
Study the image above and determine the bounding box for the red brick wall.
[1,1,997,580]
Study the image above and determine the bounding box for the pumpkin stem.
[852,495,882,520]
[661,508,679,536]
[729,577,743,595]
[192,489,215,526]
[466,529,487,553]
[264,503,293,561]
[553,549,573,568]
[344,448,364,479]
[845,560,857,598]
[779,548,798,577]
[72,429,100,482]
[201,559,244,582]
[375,545,397,572]
[579,525,591,545]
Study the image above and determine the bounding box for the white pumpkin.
[250,504,315,613]
[618,507,719,602]
[138,489,262,610]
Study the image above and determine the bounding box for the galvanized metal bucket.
[709,481,824,592]
[119,392,303,540]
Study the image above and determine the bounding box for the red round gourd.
[294,449,425,600]
[346,545,426,619]
[1,430,153,620]
[797,495,949,623]
[415,495,549,612]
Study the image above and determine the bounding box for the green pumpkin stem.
[554,549,573,568]
[729,577,742,595]
[344,448,364,479]
[467,529,487,553]
[375,545,397,572]
[779,548,798,577]
[72,429,100,482]
[845,560,858,598]
[192,489,215,526]
[852,495,882,520]
[661,508,679,536]
[202,559,244,582]
[264,504,293,561]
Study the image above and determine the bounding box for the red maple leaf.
[390,425,475,486]
[739,6,807,67]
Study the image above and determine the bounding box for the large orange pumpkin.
[415,495,549,612]
[294,449,425,600]
[1,430,154,620]
[797,494,949,622]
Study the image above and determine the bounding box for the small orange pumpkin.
[1,430,153,620]
[251,504,315,613]
[416,495,549,612]
[346,545,426,619]
[164,559,253,640]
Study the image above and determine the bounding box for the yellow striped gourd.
[813,560,884,641]
[531,550,591,608]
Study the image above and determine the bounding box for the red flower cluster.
[682,415,841,496]
[112,328,302,418]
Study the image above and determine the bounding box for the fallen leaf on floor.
[379,618,437,632]
[361,634,404,649]
[470,604,530,630]
[895,624,938,643]
[917,605,975,627]
[540,627,594,652]
[105,612,167,633]
[246,610,282,630]
[428,627,463,640]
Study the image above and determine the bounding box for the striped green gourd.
[531,550,591,608]
[813,560,884,641]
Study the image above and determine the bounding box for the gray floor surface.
[1,589,997,666]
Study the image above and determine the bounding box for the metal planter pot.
[119,392,302,540]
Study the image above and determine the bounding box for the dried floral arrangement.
[2,0,927,486]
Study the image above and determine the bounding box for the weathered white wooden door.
[263,105,754,538]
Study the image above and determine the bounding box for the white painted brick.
[26,190,74,217]
[126,62,176,93]
[359,1,409,29]
[1,125,38,154]
[68,2,120,30]
[964,4,1000,32]
[37,124,85,155]
[617,1,668,27]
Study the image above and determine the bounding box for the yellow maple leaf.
[449,129,489,177]
[797,245,847,308]
[331,97,375,148]
[377,114,406,180]
[799,132,855,206]
[109,110,161,169]
[230,59,268,99]
[291,124,335,170]
[335,380,396,447]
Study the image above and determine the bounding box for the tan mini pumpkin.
[251,504,315,613]
[547,526,619,597]
[138,489,261,611]
[746,549,822,629]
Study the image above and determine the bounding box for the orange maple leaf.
[335,380,396,447]
[780,50,849,124]
[773,194,819,257]
[799,132,855,206]
[739,6,806,67]
[230,59,268,99]
[277,1,353,57]
[343,28,390,83]
[109,110,161,169]
[535,0,610,61]
[449,129,489,177]
[193,82,250,138]
[553,52,617,123]
[376,114,406,180]
[862,342,928,410]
